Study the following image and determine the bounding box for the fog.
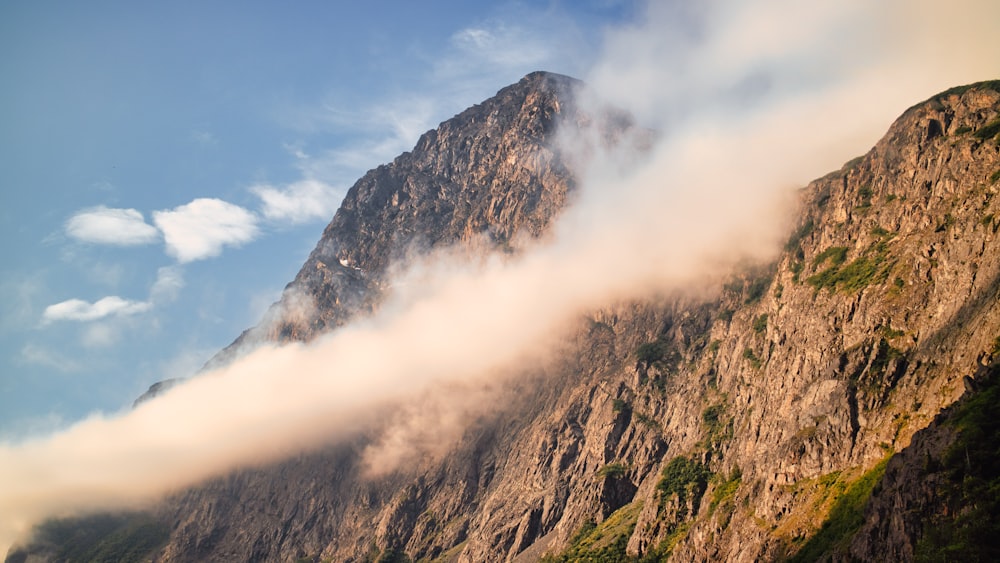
[2,0,998,553]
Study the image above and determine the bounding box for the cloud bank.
[3,0,1000,554]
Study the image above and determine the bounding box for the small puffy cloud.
[251,179,341,224]
[42,296,151,323]
[152,198,259,263]
[65,206,159,246]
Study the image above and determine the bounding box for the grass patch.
[972,118,1000,141]
[752,314,768,333]
[743,347,762,369]
[812,246,848,268]
[540,502,644,562]
[788,457,891,562]
[990,169,1000,184]
[806,243,893,293]
[954,125,972,135]
[708,468,743,516]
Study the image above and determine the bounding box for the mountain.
[9,74,1000,562]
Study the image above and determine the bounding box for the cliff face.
[9,76,1000,563]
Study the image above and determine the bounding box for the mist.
[3,0,999,553]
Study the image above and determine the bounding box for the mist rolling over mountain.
[4,0,1000,561]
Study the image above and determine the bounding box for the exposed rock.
[9,77,1000,563]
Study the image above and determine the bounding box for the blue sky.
[0,1,636,438]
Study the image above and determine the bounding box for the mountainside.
[9,75,1000,563]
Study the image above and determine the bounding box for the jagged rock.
[9,77,1000,563]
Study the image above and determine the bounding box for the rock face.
[9,76,1000,563]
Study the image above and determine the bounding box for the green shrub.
[812,246,849,268]
[990,169,1000,184]
[657,457,711,515]
[597,463,628,480]
[807,243,893,293]
[743,348,762,369]
[709,468,743,515]
[954,125,972,135]
[752,314,768,333]
[972,118,1000,141]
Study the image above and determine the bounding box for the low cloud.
[41,296,151,324]
[251,179,342,224]
[152,198,259,263]
[64,206,159,246]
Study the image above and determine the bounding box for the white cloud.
[41,296,151,323]
[64,206,159,246]
[251,179,342,224]
[152,198,259,263]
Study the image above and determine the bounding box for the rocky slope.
[8,76,1000,563]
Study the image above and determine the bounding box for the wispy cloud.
[251,179,342,224]
[64,206,159,246]
[149,266,184,303]
[41,296,151,323]
[19,344,81,373]
[40,267,183,330]
[152,198,259,263]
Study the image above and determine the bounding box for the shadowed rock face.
[11,78,1000,563]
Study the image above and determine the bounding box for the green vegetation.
[743,347,762,369]
[812,246,848,268]
[717,308,734,323]
[855,185,873,211]
[701,403,732,451]
[870,225,894,239]
[972,118,1000,141]
[914,368,1000,562]
[540,502,644,563]
[790,260,804,283]
[708,467,743,517]
[990,169,1000,184]
[657,457,711,516]
[789,457,890,562]
[375,547,412,563]
[597,463,628,480]
[785,218,815,252]
[634,411,661,431]
[806,242,893,293]
[915,79,1000,109]
[612,398,629,414]
[885,193,898,203]
[953,125,972,135]
[744,275,772,305]
[12,513,170,563]
[752,314,768,334]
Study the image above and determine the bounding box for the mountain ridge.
[10,74,1000,562]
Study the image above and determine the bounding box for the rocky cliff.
[9,75,1000,563]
